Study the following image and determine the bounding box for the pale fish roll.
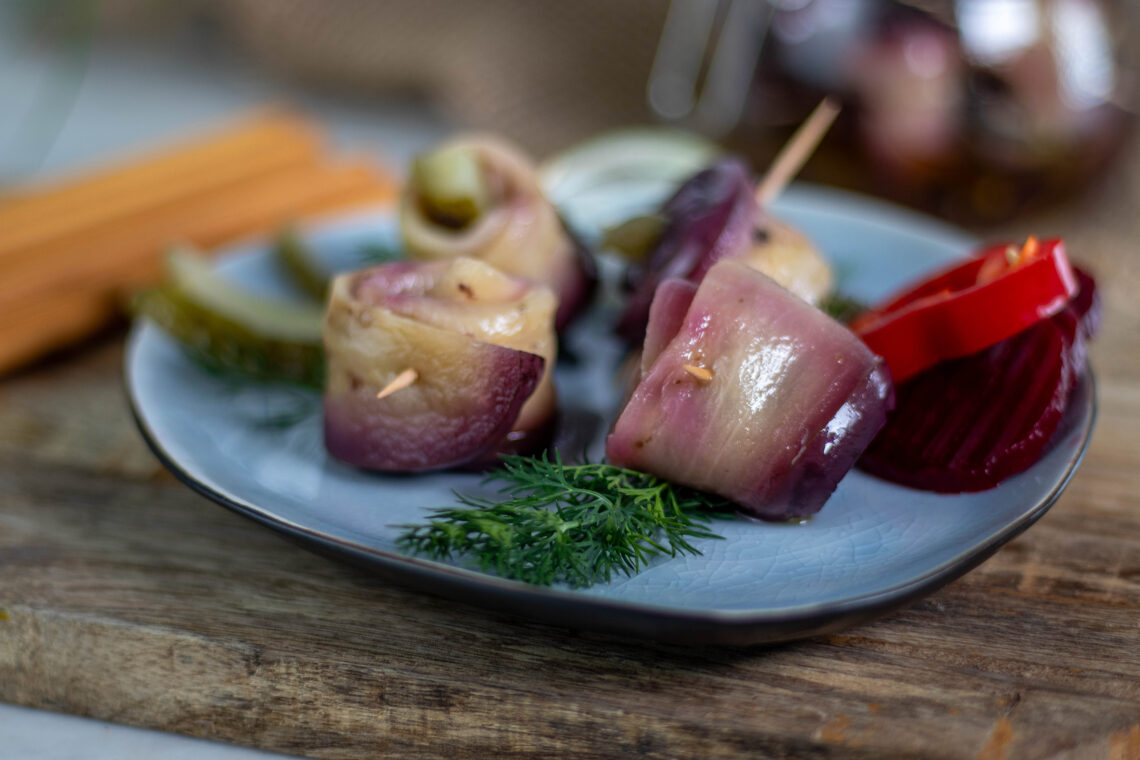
[323,257,557,472]
[400,135,594,330]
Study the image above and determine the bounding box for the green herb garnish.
[359,243,403,265]
[396,453,729,588]
[821,293,866,325]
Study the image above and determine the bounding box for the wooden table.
[3,159,1140,759]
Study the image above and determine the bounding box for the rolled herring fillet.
[323,257,557,472]
[608,259,893,520]
[400,135,594,330]
[618,159,831,342]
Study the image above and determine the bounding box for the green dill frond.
[396,453,729,588]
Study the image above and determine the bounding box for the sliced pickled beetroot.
[616,159,756,342]
[858,270,1097,492]
[608,260,893,521]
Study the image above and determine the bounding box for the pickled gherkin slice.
[275,226,330,301]
[134,247,326,387]
[275,225,405,301]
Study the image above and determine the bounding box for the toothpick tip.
[682,364,714,383]
[376,368,418,399]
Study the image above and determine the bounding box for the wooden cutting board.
[3,165,1140,760]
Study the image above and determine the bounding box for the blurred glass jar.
[656,0,1136,223]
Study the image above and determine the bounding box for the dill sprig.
[396,452,729,588]
[359,242,403,265]
[821,292,866,325]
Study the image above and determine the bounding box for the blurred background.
[1,0,1138,377]
[2,0,1137,223]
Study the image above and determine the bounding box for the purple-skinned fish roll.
[608,259,893,520]
[323,257,557,472]
[618,159,832,343]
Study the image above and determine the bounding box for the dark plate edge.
[123,324,1097,646]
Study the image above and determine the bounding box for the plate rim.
[124,352,1095,644]
[123,185,1098,645]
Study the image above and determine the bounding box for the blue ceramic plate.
[125,185,1095,645]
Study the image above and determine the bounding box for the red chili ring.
[852,238,1078,383]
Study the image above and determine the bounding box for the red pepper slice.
[851,238,1079,383]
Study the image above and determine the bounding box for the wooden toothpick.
[376,368,418,399]
[754,97,841,208]
[682,364,714,383]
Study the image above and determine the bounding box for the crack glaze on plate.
[124,185,1096,645]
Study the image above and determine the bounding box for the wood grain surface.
[3,154,1140,760]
